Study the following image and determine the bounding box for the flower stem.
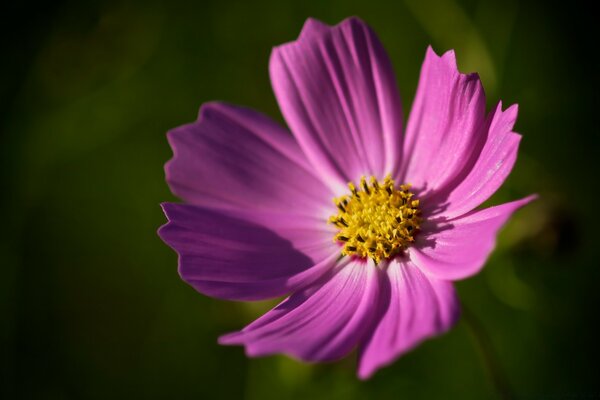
[462,305,514,399]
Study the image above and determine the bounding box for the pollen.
[328,175,422,264]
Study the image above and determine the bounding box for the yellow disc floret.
[328,175,422,264]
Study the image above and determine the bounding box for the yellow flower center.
[328,175,421,264]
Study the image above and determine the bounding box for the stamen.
[328,174,422,264]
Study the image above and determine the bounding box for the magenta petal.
[410,196,537,281]
[401,47,486,196]
[219,260,380,362]
[165,102,332,216]
[358,259,459,379]
[424,102,522,219]
[298,17,329,40]
[158,203,338,301]
[270,17,404,186]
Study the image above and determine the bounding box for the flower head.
[158,17,535,379]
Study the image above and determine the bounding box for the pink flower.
[158,17,535,379]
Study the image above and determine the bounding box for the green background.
[2,0,597,398]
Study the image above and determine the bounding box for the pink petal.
[297,17,329,40]
[400,47,486,196]
[410,196,537,281]
[270,17,404,188]
[165,102,332,216]
[358,259,459,379]
[219,259,380,362]
[423,102,522,219]
[158,203,337,301]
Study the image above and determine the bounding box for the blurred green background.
[2,0,598,398]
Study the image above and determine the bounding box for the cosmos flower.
[158,16,535,379]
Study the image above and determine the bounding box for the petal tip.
[218,332,241,346]
[357,362,376,380]
[342,15,368,27]
[425,46,457,67]
[522,193,539,205]
[495,100,519,119]
[441,48,457,64]
[425,44,439,57]
[423,46,477,79]
[158,201,176,216]
[298,17,330,40]
[197,101,225,121]
[506,102,519,120]
[156,203,180,244]
[156,221,169,241]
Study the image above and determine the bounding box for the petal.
[158,203,338,301]
[410,196,537,281]
[358,259,459,379]
[297,17,329,41]
[270,17,404,188]
[165,102,332,216]
[400,47,487,196]
[423,102,522,219]
[219,259,381,362]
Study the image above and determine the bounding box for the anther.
[328,175,422,264]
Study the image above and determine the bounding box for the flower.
[158,16,535,379]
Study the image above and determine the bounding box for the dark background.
[2,0,598,398]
